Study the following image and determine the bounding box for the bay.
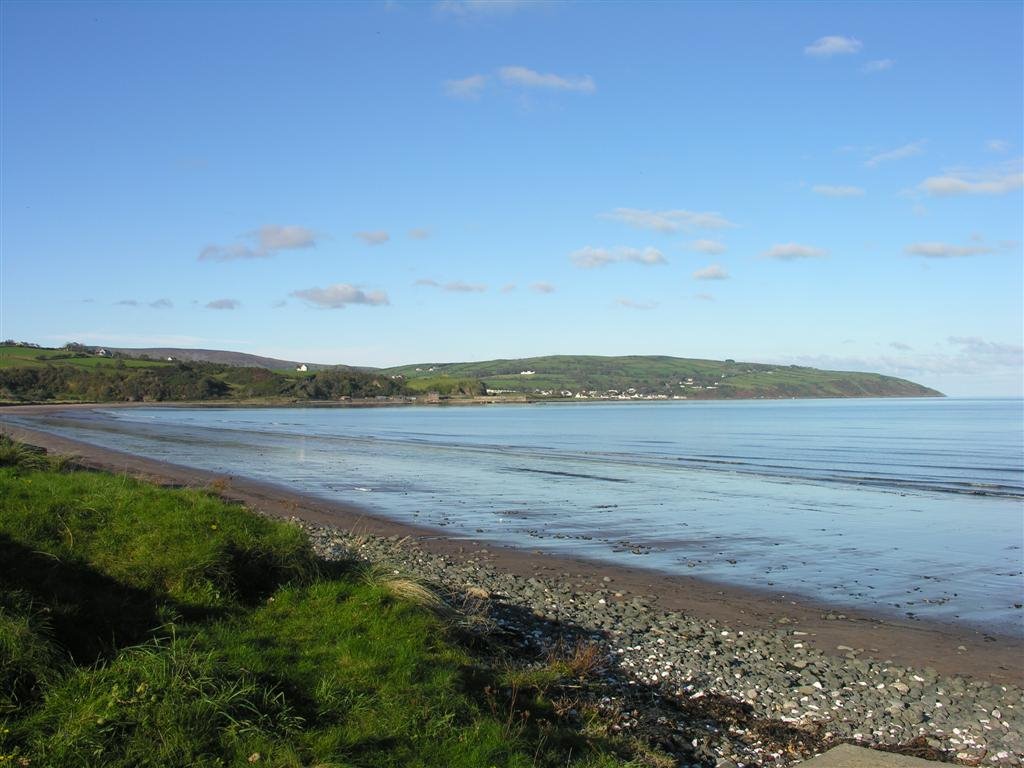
[8,397,1023,634]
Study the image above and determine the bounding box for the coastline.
[2,408,1020,687]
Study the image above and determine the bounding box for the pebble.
[298,519,1024,767]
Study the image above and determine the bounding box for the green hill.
[0,345,943,402]
[381,355,943,399]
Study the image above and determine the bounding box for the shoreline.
[2,410,1021,687]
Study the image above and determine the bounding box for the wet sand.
[2,405,1021,686]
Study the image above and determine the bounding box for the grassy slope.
[1,345,942,400]
[0,439,640,768]
[0,346,167,371]
[382,355,942,398]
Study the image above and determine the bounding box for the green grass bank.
[0,437,655,768]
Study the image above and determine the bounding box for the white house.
[296,364,308,372]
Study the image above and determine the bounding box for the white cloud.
[762,243,828,260]
[114,298,173,309]
[617,298,658,310]
[986,139,1010,153]
[415,278,487,292]
[500,283,516,293]
[812,184,865,197]
[689,239,727,255]
[904,242,995,258]
[436,0,532,16]
[919,170,1023,197]
[499,65,595,93]
[947,336,1023,368]
[206,298,240,310]
[804,35,862,57]
[199,243,262,261]
[530,282,555,294]
[890,341,912,351]
[602,207,735,233]
[255,225,316,251]
[692,264,729,280]
[863,58,894,73]
[199,224,316,261]
[444,74,488,99]
[693,292,715,302]
[290,284,390,308]
[570,246,666,268]
[865,140,925,167]
[408,227,432,239]
[443,280,487,293]
[354,230,390,246]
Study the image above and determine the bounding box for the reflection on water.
[6,398,1023,635]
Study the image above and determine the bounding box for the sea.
[6,398,1023,635]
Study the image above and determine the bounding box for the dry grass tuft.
[547,638,606,680]
[359,564,448,613]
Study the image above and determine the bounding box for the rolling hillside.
[0,345,943,401]
[381,355,943,399]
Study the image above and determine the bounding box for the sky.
[1,1,1022,396]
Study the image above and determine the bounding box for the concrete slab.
[798,744,939,767]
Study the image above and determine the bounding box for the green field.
[0,438,647,767]
[0,346,168,371]
[382,354,942,399]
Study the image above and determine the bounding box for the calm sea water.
[8,399,1023,634]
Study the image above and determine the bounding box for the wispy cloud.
[693,264,729,280]
[863,58,894,73]
[904,241,995,258]
[918,166,1023,196]
[890,341,912,351]
[693,292,715,302]
[199,224,317,262]
[602,207,735,233]
[530,281,555,294]
[617,298,658,310]
[812,184,865,197]
[436,0,532,16]
[354,230,390,246]
[256,225,316,251]
[499,66,595,93]
[444,74,488,99]
[206,298,240,310]
[115,298,174,309]
[791,337,1022,378]
[865,140,925,167]
[415,278,487,292]
[500,283,516,293]
[947,336,1023,369]
[408,227,432,240]
[291,284,389,309]
[688,239,727,255]
[570,246,666,269]
[762,243,828,260]
[805,35,862,57]
[986,139,1010,153]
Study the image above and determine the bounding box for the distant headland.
[0,342,943,404]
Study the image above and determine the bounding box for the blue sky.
[1,0,1021,395]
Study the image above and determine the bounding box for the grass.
[0,437,647,767]
[381,354,942,398]
[0,346,167,371]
